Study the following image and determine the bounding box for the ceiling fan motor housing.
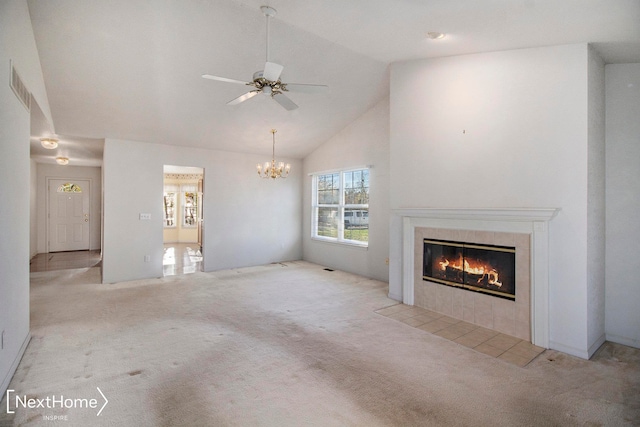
[251,70,286,96]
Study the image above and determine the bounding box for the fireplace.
[423,239,516,300]
[391,208,559,348]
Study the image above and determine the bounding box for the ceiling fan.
[202,6,327,111]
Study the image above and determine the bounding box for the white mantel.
[389,208,560,348]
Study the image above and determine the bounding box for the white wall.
[586,47,606,354]
[102,139,302,283]
[605,63,640,349]
[30,158,38,258]
[36,164,102,253]
[390,44,598,358]
[302,98,390,282]
[0,0,51,396]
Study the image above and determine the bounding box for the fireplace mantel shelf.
[392,207,560,222]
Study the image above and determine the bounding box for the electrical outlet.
[144,255,151,263]
[385,258,389,265]
[139,213,151,220]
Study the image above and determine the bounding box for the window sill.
[311,236,369,250]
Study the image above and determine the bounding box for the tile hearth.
[375,303,545,367]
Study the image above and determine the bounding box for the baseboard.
[587,334,607,359]
[0,332,31,398]
[605,333,640,350]
[387,292,402,302]
[548,340,590,360]
[550,336,618,359]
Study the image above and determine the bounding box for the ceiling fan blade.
[263,62,284,81]
[227,90,261,106]
[272,93,298,111]
[202,74,249,85]
[284,83,329,94]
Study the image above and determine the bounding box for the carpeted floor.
[1,261,639,426]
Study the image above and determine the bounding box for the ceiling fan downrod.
[261,6,277,63]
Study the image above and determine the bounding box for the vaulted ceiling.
[27,0,640,166]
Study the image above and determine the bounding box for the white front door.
[48,179,91,252]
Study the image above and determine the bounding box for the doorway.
[48,178,91,252]
[162,165,204,276]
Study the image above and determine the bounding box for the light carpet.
[1,261,639,426]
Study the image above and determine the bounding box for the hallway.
[163,243,203,276]
[30,250,101,273]
[29,245,202,276]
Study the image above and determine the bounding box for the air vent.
[10,60,31,112]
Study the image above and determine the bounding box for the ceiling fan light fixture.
[41,137,59,149]
[260,5,277,18]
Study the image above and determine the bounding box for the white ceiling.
[27,0,640,166]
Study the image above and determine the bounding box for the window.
[57,182,82,193]
[183,192,198,227]
[163,184,178,227]
[163,192,177,227]
[312,168,369,246]
[164,182,202,229]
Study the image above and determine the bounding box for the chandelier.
[256,129,290,179]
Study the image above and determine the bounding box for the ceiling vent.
[10,60,31,112]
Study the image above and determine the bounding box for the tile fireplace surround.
[415,228,530,340]
[390,208,559,348]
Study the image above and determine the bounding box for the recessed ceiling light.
[40,138,59,149]
[56,157,69,166]
[426,32,445,40]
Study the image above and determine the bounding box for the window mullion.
[338,172,345,242]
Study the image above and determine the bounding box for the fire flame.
[438,254,502,288]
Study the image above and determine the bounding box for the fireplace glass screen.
[423,239,516,300]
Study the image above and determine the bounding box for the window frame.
[163,191,177,228]
[182,191,198,228]
[311,167,370,247]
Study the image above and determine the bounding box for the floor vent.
[10,60,31,112]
